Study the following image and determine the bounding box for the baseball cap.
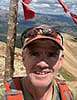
[21,24,64,50]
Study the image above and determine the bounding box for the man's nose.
[37,61,49,68]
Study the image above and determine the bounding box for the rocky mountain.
[0,10,77,34]
[0,0,77,35]
[0,10,77,48]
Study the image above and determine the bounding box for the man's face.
[22,39,63,88]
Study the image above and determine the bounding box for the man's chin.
[28,73,54,87]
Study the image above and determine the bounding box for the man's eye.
[30,52,39,56]
[47,52,59,57]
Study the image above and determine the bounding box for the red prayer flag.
[58,0,69,13]
[4,81,10,92]
[70,12,77,19]
[70,12,77,24]
[22,0,32,4]
[22,0,35,20]
[58,0,77,25]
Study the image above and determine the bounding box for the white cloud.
[31,0,56,3]
[41,4,50,7]
[32,0,38,3]
[0,0,77,15]
[31,3,50,8]
[65,0,77,3]
[54,3,62,7]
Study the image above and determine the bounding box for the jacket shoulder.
[56,79,73,100]
[4,77,24,91]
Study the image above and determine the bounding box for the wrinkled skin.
[22,39,63,87]
[22,39,63,99]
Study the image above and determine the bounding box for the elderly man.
[4,24,73,100]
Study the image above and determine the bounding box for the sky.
[0,0,77,15]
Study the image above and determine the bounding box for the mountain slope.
[63,34,77,78]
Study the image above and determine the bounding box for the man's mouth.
[33,68,53,75]
[34,71,50,75]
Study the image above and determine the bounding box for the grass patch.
[0,85,5,99]
[59,67,77,81]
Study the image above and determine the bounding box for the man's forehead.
[27,39,59,49]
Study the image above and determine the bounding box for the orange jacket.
[4,77,73,100]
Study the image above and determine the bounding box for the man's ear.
[22,51,24,61]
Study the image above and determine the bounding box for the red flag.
[70,12,77,24]
[58,0,69,13]
[22,0,32,4]
[22,0,35,20]
[4,81,10,92]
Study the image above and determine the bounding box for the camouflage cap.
[21,24,64,50]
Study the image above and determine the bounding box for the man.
[4,24,73,100]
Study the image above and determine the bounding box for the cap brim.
[23,35,63,50]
